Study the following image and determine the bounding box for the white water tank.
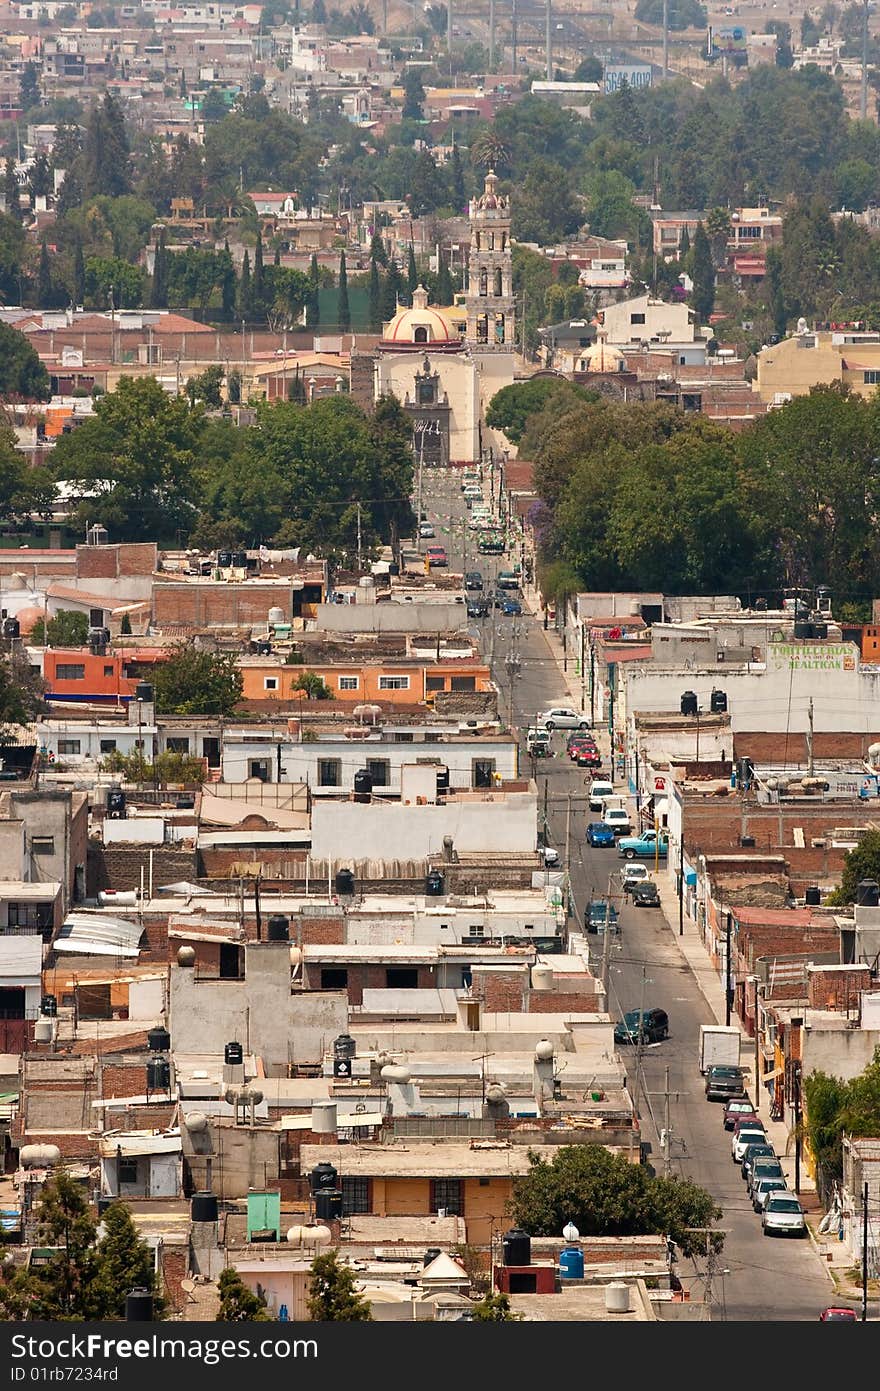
[268,606,285,625]
[605,1280,631,1313]
[531,966,554,992]
[98,890,138,907]
[34,1018,54,1043]
[535,1038,555,1062]
[289,945,303,969]
[869,743,880,766]
[380,1064,412,1084]
[288,1224,332,1247]
[20,1144,61,1168]
[183,1112,208,1133]
[311,1101,337,1134]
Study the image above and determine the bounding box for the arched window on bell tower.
[494,268,503,297]
[479,268,487,296]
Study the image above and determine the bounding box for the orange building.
[239,659,493,706]
[42,648,166,704]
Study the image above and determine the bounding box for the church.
[374,171,516,466]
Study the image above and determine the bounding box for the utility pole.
[807,697,814,777]
[647,1068,680,1177]
[601,874,613,1001]
[678,815,684,937]
[862,0,869,122]
[791,1021,802,1194]
[545,0,552,80]
[356,502,362,572]
[725,910,733,1026]
[564,790,573,917]
[862,1179,870,1322]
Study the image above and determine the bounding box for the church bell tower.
[466,170,515,350]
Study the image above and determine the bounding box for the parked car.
[614,1007,669,1044]
[425,546,448,567]
[586,822,616,848]
[526,728,552,757]
[752,1176,788,1212]
[466,597,489,618]
[586,899,620,934]
[617,829,669,860]
[705,1064,746,1101]
[762,1193,807,1238]
[496,570,521,590]
[741,1143,777,1184]
[723,1099,757,1130]
[464,571,483,591]
[819,1307,858,1321]
[631,880,661,908]
[621,863,650,892]
[747,1158,784,1201]
[539,707,591,731]
[603,806,632,835]
[419,521,435,538]
[478,534,505,554]
[568,735,594,760]
[575,746,603,768]
[732,1126,768,1163]
[588,779,614,811]
[538,846,560,867]
[497,594,522,616]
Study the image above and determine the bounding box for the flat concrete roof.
[300,1142,558,1177]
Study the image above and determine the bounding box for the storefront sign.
[769,642,855,672]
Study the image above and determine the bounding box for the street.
[415,467,844,1321]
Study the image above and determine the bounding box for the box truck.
[699,1024,741,1074]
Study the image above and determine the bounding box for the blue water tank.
[559,1246,584,1279]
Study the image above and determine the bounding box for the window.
[366,758,389,787]
[318,758,341,787]
[264,677,279,691]
[249,759,270,782]
[341,1176,371,1215]
[103,665,114,677]
[7,902,53,930]
[430,1179,464,1215]
[379,675,410,690]
[219,943,243,979]
[472,758,496,789]
[166,737,190,754]
[58,739,81,755]
[468,924,485,938]
[321,968,348,990]
[414,325,428,343]
[393,732,414,743]
[865,371,880,385]
[426,675,445,692]
[56,664,85,680]
[31,836,55,855]
[386,968,418,988]
[450,675,476,692]
[99,739,117,754]
[89,608,105,627]
[338,676,359,691]
[630,312,646,325]
[117,1157,139,1186]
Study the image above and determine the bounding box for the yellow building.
[754,327,880,403]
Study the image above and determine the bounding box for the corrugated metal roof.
[54,912,142,958]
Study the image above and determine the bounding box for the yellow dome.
[382,285,456,345]
[582,336,626,373]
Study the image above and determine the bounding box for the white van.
[588,779,614,812]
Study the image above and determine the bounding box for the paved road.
[416,467,847,1320]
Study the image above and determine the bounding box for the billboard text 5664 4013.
[603,64,652,95]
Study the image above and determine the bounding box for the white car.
[419,521,435,538]
[752,1176,788,1212]
[603,806,632,835]
[539,706,590,731]
[539,846,560,867]
[762,1193,807,1237]
[588,779,614,812]
[732,1127,768,1163]
[621,862,649,891]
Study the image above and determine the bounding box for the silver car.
[762,1193,807,1237]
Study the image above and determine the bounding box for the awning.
[54,913,142,958]
[685,869,697,887]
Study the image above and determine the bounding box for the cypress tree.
[437,249,453,306]
[38,236,52,307]
[274,244,281,267]
[73,236,85,307]
[381,260,402,322]
[237,249,252,321]
[253,232,265,318]
[4,158,21,223]
[679,225,691,259]
[369,254,382,332]
[221,238,236,317]
[306,251,320,329]
[337,250,350,332]
[406,243,418,294]
[690,221,715,323]
[449,142,466,209]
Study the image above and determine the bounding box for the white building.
[600,293,710,366]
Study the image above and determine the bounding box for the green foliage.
[98,747,206,787]
[690,222,715,322]
[84,256,146,310]
[120,612,132,635]
[0,1171,104,1320]
[337,250,351,331]
[0,648,45,728]
[217,1267,271,1321]
[471,1291,523,1321]
[634,0,707,28]
[486,378,595,444]
[0,321,50,401]
[803,1048,880,1197]
[828,830,880,904]
[307,1250,372,1321]
[81,94,131,199]
[0,423,54,519]
[51,376,202,541]
[512,157,581,243]
[186,364,224,408]
[293,671,334,700]
[31,610,89,648]
[152,645,243,717]
[511,1146,723,1257]
[402,68,425,121]
[95,1202,166,1319]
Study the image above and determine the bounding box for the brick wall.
[735,732,880,762]
[301,963,435,1005]
[199,847,308,879]
[88,844,197,896]
[737,923,840,971]
[470,967,527,1013]
[528,991,600,1013]
[75,543,157,580]
[160,1246,189,1313]
[153,583,296,628]
[807,965,874,1011]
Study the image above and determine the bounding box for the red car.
[425,546,448,567]
[567,736,594,760]
[575,747,602,768]
[819,1307,858,1321]
[723,1098,757,1131]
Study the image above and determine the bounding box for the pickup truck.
[617,829,669,860]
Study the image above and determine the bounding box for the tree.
[120,612,132,635]
[29,1170,104,1319]
[266,267,310,332]
[72,236,85,307]
[471,1291,523,1321]
[51,376,202,541]
[37,235,53,308]
[634,0,707,28]
[803,1047,880,1199]
[406,242,418,294]
[0,424,55,523]
[95,1202,166,1319]
[186,364,224,408]
[690,222,715,322]
[252,231,265,319]
[336,250,351,331]
[368,253,382,332]
[307,1250,372,1321]
[150,227,168,309]
[221,240,236,317]
[511,1145,723,1258]
[152,645,243,716]
[217,1267,271,1321]
[449,143,466,209]
[84,256,145,310]
[0,648,45,728]
[0,322,50,401]
[19,61,40,113]
[513,157,581,244]
[237,248,252,321]
[306,251,320,328]
[486,379,595,444]
[293,671,334,700]
[31,609,89,647]
[381,260,403,322]
[402,68,425,122]
[82,93,131,199]
[3,159,21,225]
[29,151,52,202]
[829,829,880,903]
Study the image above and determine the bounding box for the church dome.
[581,334,626,374]
[474,170,508,212]
[382,285,457,346]
[13,605,46,638]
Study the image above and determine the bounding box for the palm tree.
[470,128,511,175]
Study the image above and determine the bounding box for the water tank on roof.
[334,868,355,898]
[147,1026,170,1052]
[857,880,880,907]
[804,886,821,906]
[812,621,828,639]
[135,682,154,704]
[424,1247,442,1266]
[314,1189,343,1221]
[502,1229,531,1267]
[710,689,728,714]
[232,551,247,569]
[353,769,373,802]
[34,1018,54,1043]
[436,767,450,796]
[191,1192,219,1223]
[425,869,445,897]
[218,551,233,568]
[146,1056,170,1092]
[2,617,20,639]
[531,965,554,991]
[309,1162,338,1193]
[40,994,57,1017]
[311,1101,337,1134]
[106,785,126,818]
[606,1280,632,1313]
[268,606,285,625]
[267,914,289,941]
[680,690,698,717]
[793,621,814,639]
[559,1246,584,1279]
[224,1040,244,1066]
[333,1033,356,1060]
[124,1289,154,1322]
[20,1144,61,1168]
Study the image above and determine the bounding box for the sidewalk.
[520,578,586,715]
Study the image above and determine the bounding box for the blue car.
[586,822,616,847]
[498,595,522,615]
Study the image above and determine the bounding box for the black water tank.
[232,551,247,568]
[147,1026,170,1052]
[40,994,57,1017]
[124,1288,154,1322]
[812,621,828,639]
[856,879,880,907]
[310,1162,339,1193]
[2,617,20,639]
[502,1229,531,1267]
[425,869,445,897]
[146,1056,170,1092]
[804,886,821,906]
[218,550,233,567]
[740,835,756,848]
[333,1033,356,1060]
[436,766,450,796]
[793,621,813,639]
[191,1191,219,1223]
[334,868,355,898]
[267,914,289,941]
[135,682,154,703]
[423,1247,442,1266]
[680,690,698,717]
[353,768,373,801]
[314,1189,343,1221]
[224,1040,244,1065]
[710,689,728,714]
[106,785,126,816]
[97,1195,114,1216]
